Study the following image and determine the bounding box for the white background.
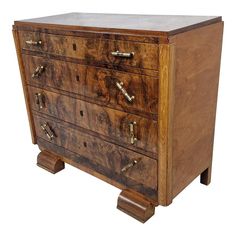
[0,0,235,235]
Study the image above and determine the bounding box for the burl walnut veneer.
[13,13,223,222]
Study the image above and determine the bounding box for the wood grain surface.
[38,137,158,201]
[169,22,223,197]
[22,54,158,117]
[37,150,65,173]
[28,86,158,155]
[13,25,162,43]
[12,29,37,144]
[18,31,159,70]
[117,189,155,223]
[14,13,221,36]
[158,43,175,206]
[13,14,224,222]
[33,114,158,193]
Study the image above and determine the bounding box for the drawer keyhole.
[73,43,77,51]
[76,75,80,81]
[83,142,87,147]
[80,110,84,117]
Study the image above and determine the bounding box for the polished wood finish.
[37,150,65,173]
[22,50,158,77]
[169,22,223,197]
[33,114,157,193]
[12,29,37,144]
[28,86,158,155]
[22,54,158,118]
[117,189,155,223]
[158,43,175,206]
[15,13,221,36]
[13,13,223,222]
[18,31,159,70]
[200,166,212,185]
[13,25,161,43]
[37,137,158,201]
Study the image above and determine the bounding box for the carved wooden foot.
[117,189,155,223]
[37,151,65,174]
[200,165,212,185]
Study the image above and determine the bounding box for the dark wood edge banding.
[14,21,169,37]
[12,24,165,43]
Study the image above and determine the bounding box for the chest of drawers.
[13,13,223,222]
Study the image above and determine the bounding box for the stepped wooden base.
[117,189,156,223]
[37,151,65,174]
[200,166,212,185]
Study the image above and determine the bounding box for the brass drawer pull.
[121,159,140,172]
[40,122,55,140]
[111,50,134,58]
[32,65,45,79]
[35,93,45,109]
[129,121,137,145]
[115,81,135,103]
[25,39,42,46]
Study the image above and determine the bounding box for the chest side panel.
[170,22,223,197]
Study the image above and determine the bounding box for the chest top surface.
[14,12,221,36]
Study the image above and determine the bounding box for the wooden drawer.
[18,31,159,70]
[33,114,157,194]
[28,86,158,156]
[23,54,158,117]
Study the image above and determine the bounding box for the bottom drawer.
[33,114,158,199]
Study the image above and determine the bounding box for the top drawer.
[18,31,159,70]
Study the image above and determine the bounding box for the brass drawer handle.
[111,50,134,58]
[115,81,135,103]
[121,159,140,172]
[25,40,42,46]
[35,93,45,109]
[32,65,45,79]
[40,122,55,140]
[129,121,137,145]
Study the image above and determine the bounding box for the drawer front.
[28,86,158,155]
[19,31,159,70]
[23,54,158,117]
[33,114,158,192]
